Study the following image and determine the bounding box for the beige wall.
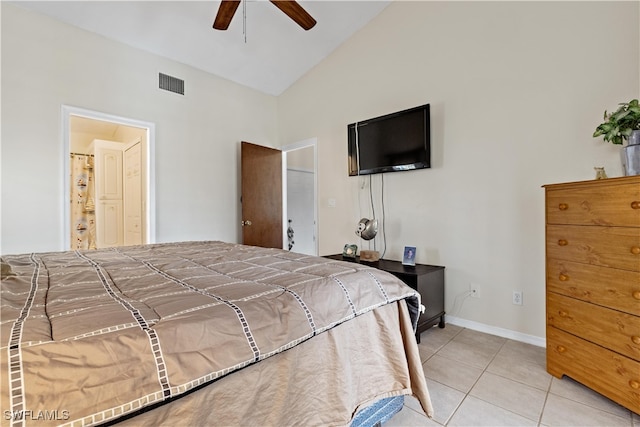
[1,3,278,254]
[277,1,639,340]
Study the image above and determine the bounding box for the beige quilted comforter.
[1,241,431,426]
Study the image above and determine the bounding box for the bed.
[1,241,433,426]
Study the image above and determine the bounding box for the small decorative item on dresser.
[593,99,640,176]
[625,130,640,175]
[594,167,608,179]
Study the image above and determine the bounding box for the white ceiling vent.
[159,73,184,95]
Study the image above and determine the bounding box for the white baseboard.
[445,315,546,348]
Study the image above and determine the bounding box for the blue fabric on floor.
[350,395,405,427]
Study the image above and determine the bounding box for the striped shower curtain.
[70,154,96,250]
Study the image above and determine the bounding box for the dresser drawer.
[547,292,640,361]
[546,225,640,271]
[547,259,640,316]
[546,179,640,226]
[547,327,640,414]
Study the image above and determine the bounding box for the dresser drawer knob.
[633,290,640,300]
[558,203,569,211]
[556,345,566,353]
[558,310,569,317]
[631,246,640,255]
[631,201,640,210]
[630,380,640,390]
[559,273,569,282]
[632,336,640,345]
[558,239,568,246]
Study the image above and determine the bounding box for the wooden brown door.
[241,141,283,248]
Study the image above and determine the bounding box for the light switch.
[328,198,336,208]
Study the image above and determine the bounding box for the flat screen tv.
[348,104,430,176]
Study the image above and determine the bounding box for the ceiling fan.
[213,0,317,31]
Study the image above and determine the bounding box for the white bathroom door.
[93,141,124,248]
[123,141,143,246]
[97,201,123,247]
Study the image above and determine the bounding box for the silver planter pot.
[622,130,640,176]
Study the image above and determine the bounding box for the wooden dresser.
[544,176,640,413]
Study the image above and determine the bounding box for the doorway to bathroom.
[62,105,156,250]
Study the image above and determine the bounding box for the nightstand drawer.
[546,225,640,271]
[546,180,640,226]
[547,292,640,361]
[547,259,640,315]
[546,327,640,414]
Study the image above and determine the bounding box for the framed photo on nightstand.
[402,246,416,266]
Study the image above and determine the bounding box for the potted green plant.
[593,99,640,175]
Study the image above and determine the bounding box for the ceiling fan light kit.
[213,0,316,31]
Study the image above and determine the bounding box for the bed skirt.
[113,301,432,426]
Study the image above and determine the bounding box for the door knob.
[242,220,252,226]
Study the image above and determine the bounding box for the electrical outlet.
[513,290,523,305]
[469,283,480,298]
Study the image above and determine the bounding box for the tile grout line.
[441,331,521,426]
[427,327,551,425]
[430,326,464,425]
[537,369,554,426]
[418,327,518,426]
[405,325,467,425]
[418,325,637,427]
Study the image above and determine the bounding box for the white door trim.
[282,138,318,256]
[62,105,156,250]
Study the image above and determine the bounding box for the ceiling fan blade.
[270,1,317,30]
[213,0,241,30]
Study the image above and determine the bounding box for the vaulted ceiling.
[14,1,391,96]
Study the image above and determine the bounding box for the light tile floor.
[387,324,640,427]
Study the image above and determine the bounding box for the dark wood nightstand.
[323,254,445,343]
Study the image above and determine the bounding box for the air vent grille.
[159,73,184,95]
